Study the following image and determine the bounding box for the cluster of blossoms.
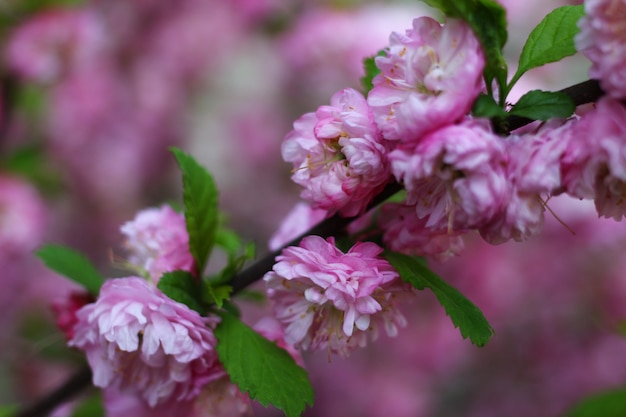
[62,206,254,415]
[280,10,626,261]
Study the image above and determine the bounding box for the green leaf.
[157,270,204,314]
[215,312,314,417]
[385,251,494,346]
[360,49,386,94]
[171,148,219,275]
[70,392,104,417]
[472,94,508,118]
[562,387,626,417]
[0,404,17,417]
[36,245,104,295]
[509,89,575,121]
[421,0,508,99]
[204,283,233,309]
[509,5,584,92]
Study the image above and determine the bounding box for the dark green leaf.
[215,312,314,417]
[385,251,494,346]
[509,5,584,91]
[509,89,575,121]
[421,0,508,99]
[36,245,104,295]
[472,94,508,118]
[360,49,386,94]
[70,392,104,417]
[157,271,204,314]
[562,387,626,417]
[171,148,219,275]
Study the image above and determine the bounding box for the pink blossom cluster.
[576,0,626,99]
[264,236,410,356]
[120,205,196,282]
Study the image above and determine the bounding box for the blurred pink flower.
[379,202,465,261]
[576,0,626,99]
[0,176,48,255]
[268,202,328,251]
[561,97,626,220]
[367,17,485,142]
[283,88,392,217]
[390,119,510,232]
[264,236,409,357]
[70,277,224,407]
[120,205,195,281]
[4,8,107,83]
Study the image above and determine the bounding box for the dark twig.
[15,365,92,417]
[14,78,606,417]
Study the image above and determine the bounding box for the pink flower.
[390,119,510,232]
[264,236,409,357]
[0,176,48,256]
[481,119,573,243]
[4,9,107,83]
[70,277,224,407]
[576,0,626,99]
[120,205,195,281]
[283,88,392,216]
[561,97,626,220]
[367,17,485,142]
[51,291,95,341]
[379,202,465,261]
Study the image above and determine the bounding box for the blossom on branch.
[264,236,410,357]
[389,119,510,233]
[282,88,392,217]
[576,0,626,99]
[69,277,224,408]
[367,16,485,142]
[562,96,626,220]
[120,205,195,282]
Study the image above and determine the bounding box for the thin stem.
[14,366,93,417]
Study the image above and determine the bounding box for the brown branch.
[13,77,606,417]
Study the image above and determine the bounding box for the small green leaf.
[421,0,508,99]
[157,271,204,313]
[509,5,584,91]
[385,251,494,346]
[472,94,508,118]
[204,283,232,309]
[0,404,17,417]
[215,312,314,417]
[562,387,626,417]
[171,148,219,275]
[36,245,104,295]
[509,89,575,121]
[70,392,104,417]
[360,49,386,94]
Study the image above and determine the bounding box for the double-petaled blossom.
[282,88,391,217]
[481,119,574,244]
[70,277,224,408]
[561,97,626,220]
[576,0,626,99]
[389,119,510,233]
[264,236,409,357]
[367,16,485,142]
[378,202,465,261]
[120,205,195,282]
